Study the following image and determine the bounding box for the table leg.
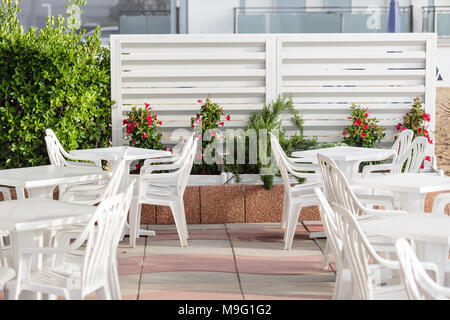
[335,161,360,182]
[398,192,426,215]
[22,186,56,199]
[10,230,43,300]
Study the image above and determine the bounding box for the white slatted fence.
[111,33,436,151]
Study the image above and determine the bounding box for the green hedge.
[0,0,112,169]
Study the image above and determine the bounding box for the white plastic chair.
[8,181,134,300]
[0,228,15,295]
[315,187,351,300]
[335,203,407,300]
[269,133,323,250]
[0,188,12,273]
[317,153,407,269]
[130,134,198,247]
[45,128,107,200]
[395,238,450,300]
[362,129,414,176]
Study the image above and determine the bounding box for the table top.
[360,214,450,245]
[291,146,396,162]
[352,173,450,194]
[0,199,96,231]
[70,146,171,162]
[0,165,106,189]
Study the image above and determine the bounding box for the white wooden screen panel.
[111,33,436,150]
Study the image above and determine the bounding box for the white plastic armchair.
[129,134,198,248]
[269,133,323,250]
[362,129,413,177]
[0,188,12,276]
[317,153,407,269]
[0,228,15,294]
[8,181,134,300]
[395,238,450,300]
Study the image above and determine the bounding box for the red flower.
[360,132,366,138]
[191,123,195,127]
[420,163,424,170]
[428,137,433,144]
[154,115,158,120]
[355,120,362,127]
[126,124,132,134]
[210,130,215,137]
[422,113,431,122]
[135,163,141,170]
[219,122,224,126]
[342,129,347,135]
[123,119,128,125]
[364,113,369,119]
[425,156,431,162]
[225,115,231,121]
[347,117,353,120]
[163,146,167,151]
[363,123,369,130]
[142,132,147,139]
[144,103,150,109]
[198,99,203,103]
[159,121,162,125]
[395,123,402,131]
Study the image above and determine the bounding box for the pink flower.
[347,117,353,120]
[192,123,195,127]
[196,153,203,160]
[196,118,201,124]
[159,121,162,125]
[198,99,203,103]
[142,132,147,139]
[210,130,215,137]
[360,132,366,138]
[363,123,369,130]
[225,115,231,121]
[342,129,347,135]
[355,120,362,127]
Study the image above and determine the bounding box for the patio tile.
[139,271,242,298]
[231,240,324,257]
[139,291,243,300]
[235,254,333,275]
[225,223,281,229]
[239,273,334,300]
[116,237,146,258]
[146,240,233,256]
[141,254,236,273]
[227,226,309,242]
[146,223,226,230]
[148,228,229,241]
[117,256,144,275]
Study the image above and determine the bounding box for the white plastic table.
[0,165,107,199]
[0,199,96,299]
[69,146,171,238]
[291,146,396,181]
[359,214,450,285]
[352,173,450,215]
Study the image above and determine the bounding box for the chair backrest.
[45,128,100,167]
[67,180,134,293]
[392,136,429,174]
[315,188,343,271]
[45,129,72,167]
[317,154,363,217]
[177,136,199,195]
[395,238,450,300]
[335,202,399,300]
[392,129,414,164]
[269,133,320,197]
[99,147,129,201]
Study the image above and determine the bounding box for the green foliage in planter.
[224,95,317,190]
[0,0,112,169]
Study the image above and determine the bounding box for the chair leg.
[281,193,289,229]
[96,284,112,300]
[284,203,301,250]
[128,199,140,248]
[109,260,122,300]
[170,200,188,247]
[333,269,352,300]
[322,240,331,270]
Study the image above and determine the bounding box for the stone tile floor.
[112,223,335,300]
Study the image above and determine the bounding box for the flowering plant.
[123,103,164,169]
[395,97,433,144]
[190,97,230,174]
[342,104,385,148]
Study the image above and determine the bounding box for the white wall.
[188,0,240,34]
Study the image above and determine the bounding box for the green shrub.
[0,0,112,169]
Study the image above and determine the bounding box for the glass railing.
[423,6,450,37]
[234,7,412,34]
[119,10,171,34]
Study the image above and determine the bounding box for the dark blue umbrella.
[387,0,402,33]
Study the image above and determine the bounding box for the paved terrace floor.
[113,223,334,300]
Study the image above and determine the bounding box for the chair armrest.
[141,163,182,176]
[20,247,68,257]
[362,207,408,217]
[431,192,450,215]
